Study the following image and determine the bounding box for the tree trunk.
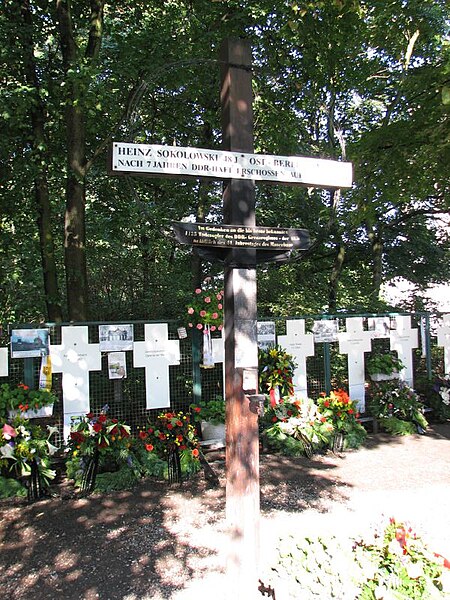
[328,242,345,313]
[56,0,105,321]
[20,1,63,322]
[369,225,384,304]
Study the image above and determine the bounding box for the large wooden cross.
[110,38,352,600]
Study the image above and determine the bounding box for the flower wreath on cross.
[186,285,224,332]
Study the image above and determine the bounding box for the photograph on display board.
[312,320,339,343]
[107,352,127,379]
[99,324,134,352]
[368,317,391,338]
[257,321,276,350]
[11,329,50,358]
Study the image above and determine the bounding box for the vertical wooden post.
[220,38,260,599]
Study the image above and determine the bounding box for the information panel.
[111,142,353,189]
[172,222,310,251]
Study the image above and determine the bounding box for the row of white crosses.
[2,315,450,433]
[282,316,421,411]
[1,324,180,438]
[205,314,420,412]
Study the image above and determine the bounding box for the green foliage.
[92,466,140,493]
[0,475,27,499]
[191,396,225,425]
[0,0,448,321]
[379,416,417,436]
[367,353,404,376]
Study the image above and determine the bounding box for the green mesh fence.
[1,312,446,445]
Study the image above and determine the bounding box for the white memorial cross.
[50,326,101,437]
[133,323,180,410]
[389,315,418,387]
[338,317,373,412]
[436,313,450,374]
[277,320,314,398]
[0,347,8,377]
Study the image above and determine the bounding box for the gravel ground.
[1,422,449,599]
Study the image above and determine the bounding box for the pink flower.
[218,325,223,331]
[217,303,222,310]
[2,424,17,440]
[217,293,222,300]
[212,312,218,319]
[200,310,207,317]
[188,323,193,328]
[187,307,194,314]
[196,323,203,330]
[204,296,211,303]
[210,325,216,331]
[195,288,202,294]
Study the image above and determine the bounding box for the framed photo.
[368,317,391,338]
[99,324,134,352]
[312,320,339,343]
[11,329,50,358]
[107,352,127,379]
[257,321,276,350]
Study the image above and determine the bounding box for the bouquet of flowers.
[317,389,367,449]
[68,405,131,462]
[368,380,428,435]
[0,416,58,486]
[138,410,199,458]
[186,286,223,331]
[431,374,450,421]
[258,345,296,400]
[355,517,449,598]
[261,395,333,457]
[137,410,201,481]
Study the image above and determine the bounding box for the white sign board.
[111,143,353,189]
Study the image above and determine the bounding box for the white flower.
[47,441,59,456]
[47,425,59,437]
[0,444,15,458]
[440,388,450,405]
[405,561,423,579]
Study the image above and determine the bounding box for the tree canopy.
[0,0,449,324]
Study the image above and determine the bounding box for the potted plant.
[366,352,404,381]
[0,382,58,419]
[191,396,226,443]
